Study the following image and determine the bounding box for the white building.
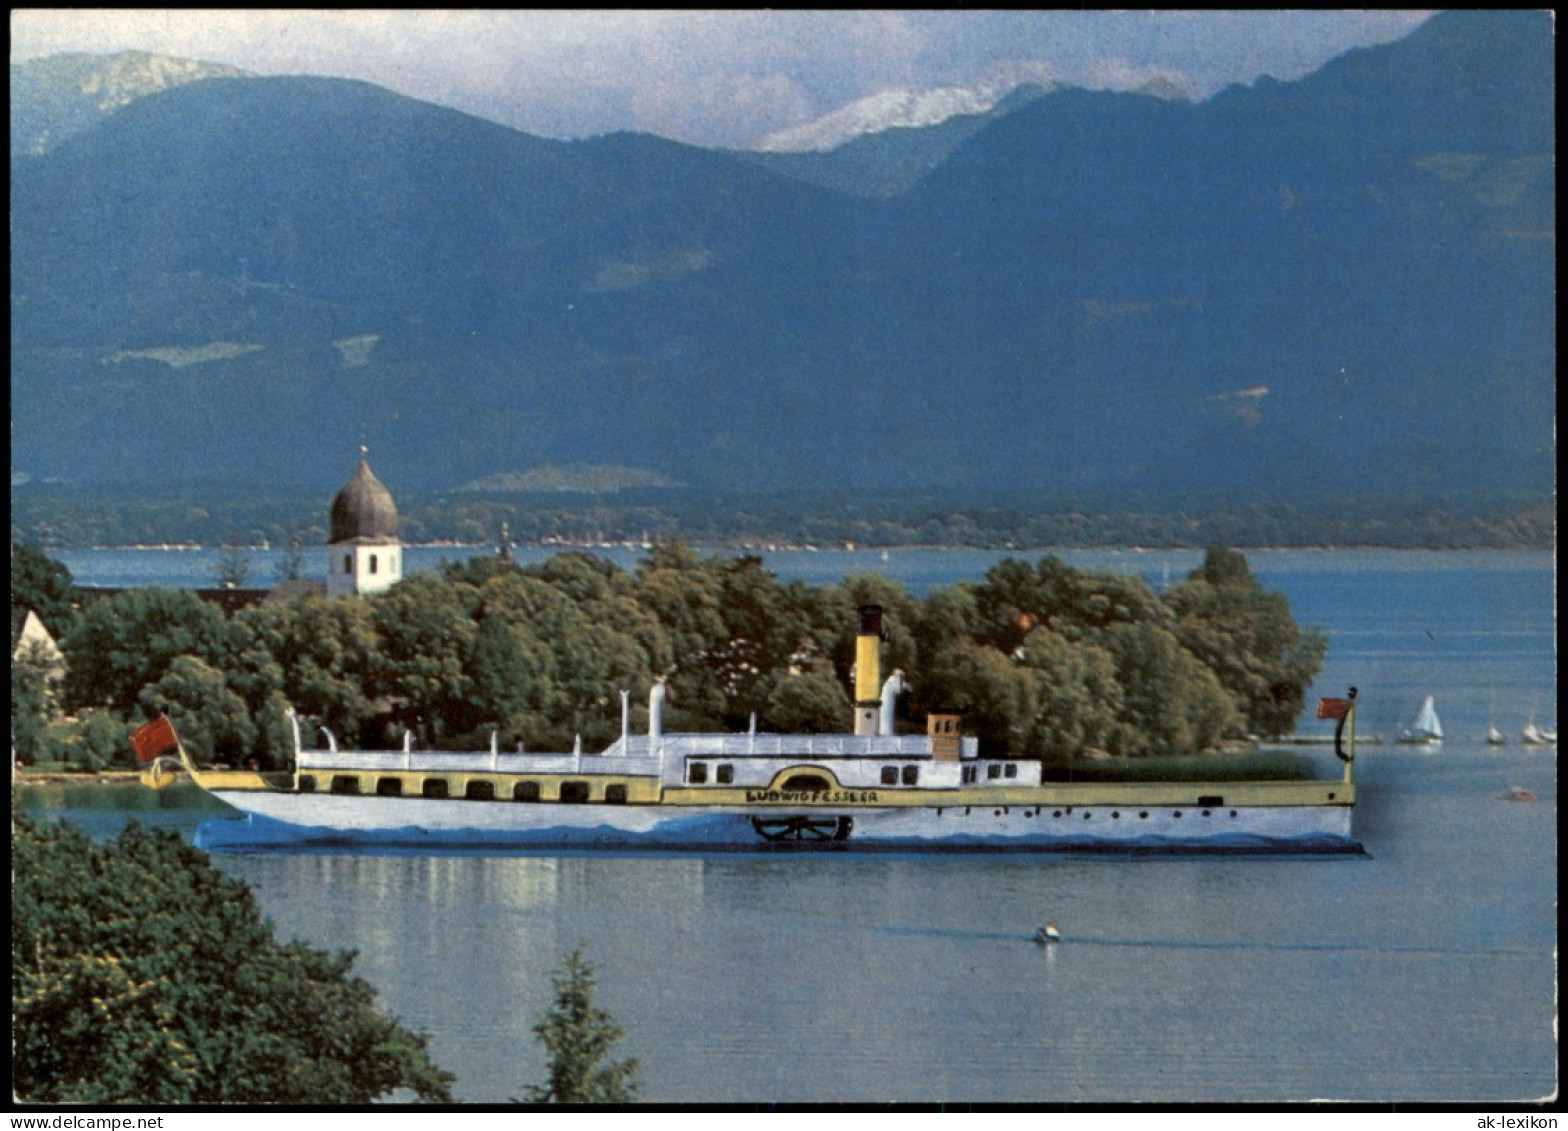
[326,448,402,598]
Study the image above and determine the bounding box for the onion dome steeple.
[330,446,399,543]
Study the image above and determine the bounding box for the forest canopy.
[12,542,1323,768]
[11,815,453,1104]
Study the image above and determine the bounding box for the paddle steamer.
[164,606,1363,854]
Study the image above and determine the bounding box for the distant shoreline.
[37,540,1562,555]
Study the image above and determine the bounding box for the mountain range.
[9,11,1555,506]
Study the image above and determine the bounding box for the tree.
[236,597,382,747]
[138,656,257,766]
[1165,545,1326,737]
[368,575,478,742]
[760,661,852,733]
[521,947,639,1104]
[10,542,78,636]
[213,543,252,589]
[60,589,233,716]
[10,652,60,766]
[12,817,453,1104]
[1015,626,1123,761]
[1101,621,1236,757]
[273,537,306,583]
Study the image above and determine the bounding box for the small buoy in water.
[1499,786,1537,802]
[1033,924,1062,945]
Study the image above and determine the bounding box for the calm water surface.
[34,550,1558,1103]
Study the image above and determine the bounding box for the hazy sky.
[11,10,1435,149]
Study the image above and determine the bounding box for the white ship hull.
[198,788,1358,854]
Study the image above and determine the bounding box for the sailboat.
[1521,718,1557,746]
[1486,694,1506,746]
[1398,695,1444,745]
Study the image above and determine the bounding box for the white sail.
[1398,695,1444,743]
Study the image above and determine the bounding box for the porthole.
[994,809,1003,817]
[1112,811,1120,819]
[1230,810,1238,818]
[1328,792,1336,801]
[1082,811,1091,820]
[1138,811,1149,819]
[1202,809,1212,817]
[1173,810,1182,818]
[1052,810,1062,818]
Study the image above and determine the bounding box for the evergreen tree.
[521,947,639,1104]
[12,817,453,1104]
[10,541,79,635]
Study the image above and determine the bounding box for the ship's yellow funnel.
[855,605,883,703]
[855,605,882,735]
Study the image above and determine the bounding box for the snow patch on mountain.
[757,84,1017,153]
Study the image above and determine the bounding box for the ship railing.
[604,734,940,760]
[297,749,665,776]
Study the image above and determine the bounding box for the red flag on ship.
[131,715,180,763]
[1316,697,1353,721]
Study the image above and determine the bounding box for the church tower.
[327,448,402,598]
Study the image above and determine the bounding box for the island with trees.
[13,540,1323,773]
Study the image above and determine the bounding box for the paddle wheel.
[750,814,853,842]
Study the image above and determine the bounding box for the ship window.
[343,554,352,574]
[881,766,899,785]
[1004,763,1018,779]
[422,778,449,799]
[514,781,541,802]
[901,765,918,786]
[688,762,708,784]
[369,554,378,574]
[716,764,734,784]
[987,763,1001,780]
[298,775,317,793]
[605,784,627,804]
[330,775,360,795]
[559,781,590,804]
[1198,795,1224,807]
[376,777,403,796]
[465,780,496,801]
[963,766,978,784]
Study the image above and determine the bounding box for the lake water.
[28,549,1558,1103]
